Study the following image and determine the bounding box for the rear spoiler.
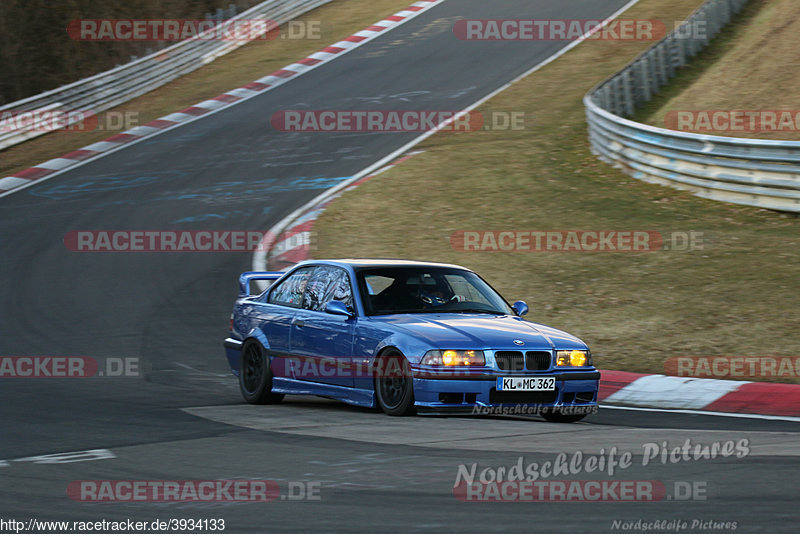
[239,271,284,296]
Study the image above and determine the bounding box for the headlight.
[556,349,591,367]
[421,350,485,366]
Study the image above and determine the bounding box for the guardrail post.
[698,10,708,48]
[656,43,669,87]
[686,15,698,57]
[675,32,687,67]
[721,0,733,23]
[640,58,651,102]
[622,69,635,117]
[614,76,624,116]
[601,85,612,113]
[711,3,720,40]
[664,37,676,77]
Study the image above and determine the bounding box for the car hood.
[374,314,587,350]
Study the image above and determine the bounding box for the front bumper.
[413,371,600,414]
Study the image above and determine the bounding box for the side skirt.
[272,377,375,408]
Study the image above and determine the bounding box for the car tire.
[541,411,587,423]
[374,349,416,416]
[239,340,284,405]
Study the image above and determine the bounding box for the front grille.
[495,351,524,371]
[526,351,552,371]
[496,350,552,371]
[489,388,558,404]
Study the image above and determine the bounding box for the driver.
[419,284,455,307]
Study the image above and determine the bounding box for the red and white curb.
[0,0,444,198]
[600,370,800,417]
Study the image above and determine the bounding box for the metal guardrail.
[0,0,331,151]
[585,0,800,213]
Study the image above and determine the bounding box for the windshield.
[356,266,514,316]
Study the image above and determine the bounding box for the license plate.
[496,376,556,391]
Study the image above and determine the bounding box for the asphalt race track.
[1,1,799,532]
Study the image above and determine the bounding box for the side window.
[304,266,354,312]
[267,267,314,307]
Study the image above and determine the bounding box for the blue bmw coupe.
[224,259,599,421]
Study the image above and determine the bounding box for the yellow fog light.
[570,350,587,367]
[556,350,590,367]
[422,350,486,366]
[442,350,458,366]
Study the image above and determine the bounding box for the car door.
[290,265,356,388]
[254,267,315,380]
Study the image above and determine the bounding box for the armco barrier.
[0,0,331,151]
[585,0,800,213]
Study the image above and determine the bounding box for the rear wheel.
[374,349,415,416]
[239,340,284,405]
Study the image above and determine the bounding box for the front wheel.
[239,340,284,405]
[374,349,415,416]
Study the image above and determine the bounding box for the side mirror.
[325,300,354,318]
[512,300,529,317]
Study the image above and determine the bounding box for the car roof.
[300,259,472,271]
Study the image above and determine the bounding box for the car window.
[303,265,354,312]
[267,267,314,307]
[364,275,394,295]
[357,267,512,316]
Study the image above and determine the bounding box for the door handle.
[292,318,304,328]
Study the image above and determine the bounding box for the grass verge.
[314,0,800,380]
